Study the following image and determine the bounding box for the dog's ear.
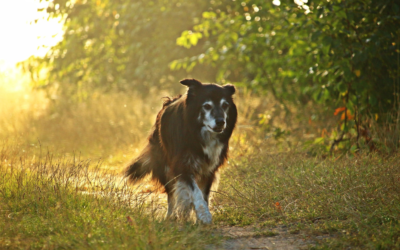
[223,84,236,95]
[180,79,202,89]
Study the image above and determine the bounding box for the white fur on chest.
[200,127,224,174]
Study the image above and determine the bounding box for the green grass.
[2,136,400,250]
[1,80,400,249]
[0,144,221,249]
[213,150,400,249]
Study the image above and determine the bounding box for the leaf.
[354,70,361,77]
[369,95,377,106]
[311,31,321,42]
[340,110,354,120]
[274,202,282,211]
[322,36,332,46]
[334,107,346,116]
[191,32,203,46]
[314,137,325,144]
[169,60,178,70]
[202,11,216,19]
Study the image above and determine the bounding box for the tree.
[24,0,214,98]
[173,0,400,150]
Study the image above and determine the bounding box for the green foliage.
[174,0,400,123]
[20,0,400,150]
[23,0,215,97]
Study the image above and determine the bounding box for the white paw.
[197,210,212,224]
[194,201,212,224]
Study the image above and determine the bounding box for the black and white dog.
[125,78,237,224]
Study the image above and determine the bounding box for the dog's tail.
[125,146,154,182]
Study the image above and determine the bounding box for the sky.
[0,0,63,72]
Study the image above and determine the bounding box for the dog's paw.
[197,210,212,224]
[194,201,212,224]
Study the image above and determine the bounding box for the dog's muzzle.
[212,118,226,133]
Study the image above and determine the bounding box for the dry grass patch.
[0,143,221,249]
[213,149,400,249]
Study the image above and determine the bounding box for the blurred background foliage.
[19,0,400,153]
[173,0,400,120]
[22,0,218,97]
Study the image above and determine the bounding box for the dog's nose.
[216,119,225,127]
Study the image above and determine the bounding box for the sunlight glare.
[272,0,281,6]
[0,0,63,72]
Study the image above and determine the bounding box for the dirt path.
[215,226,329,250]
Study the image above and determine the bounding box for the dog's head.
[180,78,237,134]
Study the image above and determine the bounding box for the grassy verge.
[0,144,220,249]
[2,80,399,249]
[213,149,400,249]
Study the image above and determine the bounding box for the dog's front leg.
[174,178,212,224]
[191,178,212,224]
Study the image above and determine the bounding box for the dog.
[125,78,237,224]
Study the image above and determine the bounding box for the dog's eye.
[203,104,212,110]
[222,102,229,110]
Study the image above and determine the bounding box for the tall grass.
[214,149,400,249]
[371,101,400,154]
[1,72,400,249]
[0,142,220,249]
[0,88,159,164]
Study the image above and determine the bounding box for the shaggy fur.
[125,78,237,224]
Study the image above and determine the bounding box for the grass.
[0,143,221,249]
[213,150,400,249]
[1,73,400,249]
[254,230,279,237]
